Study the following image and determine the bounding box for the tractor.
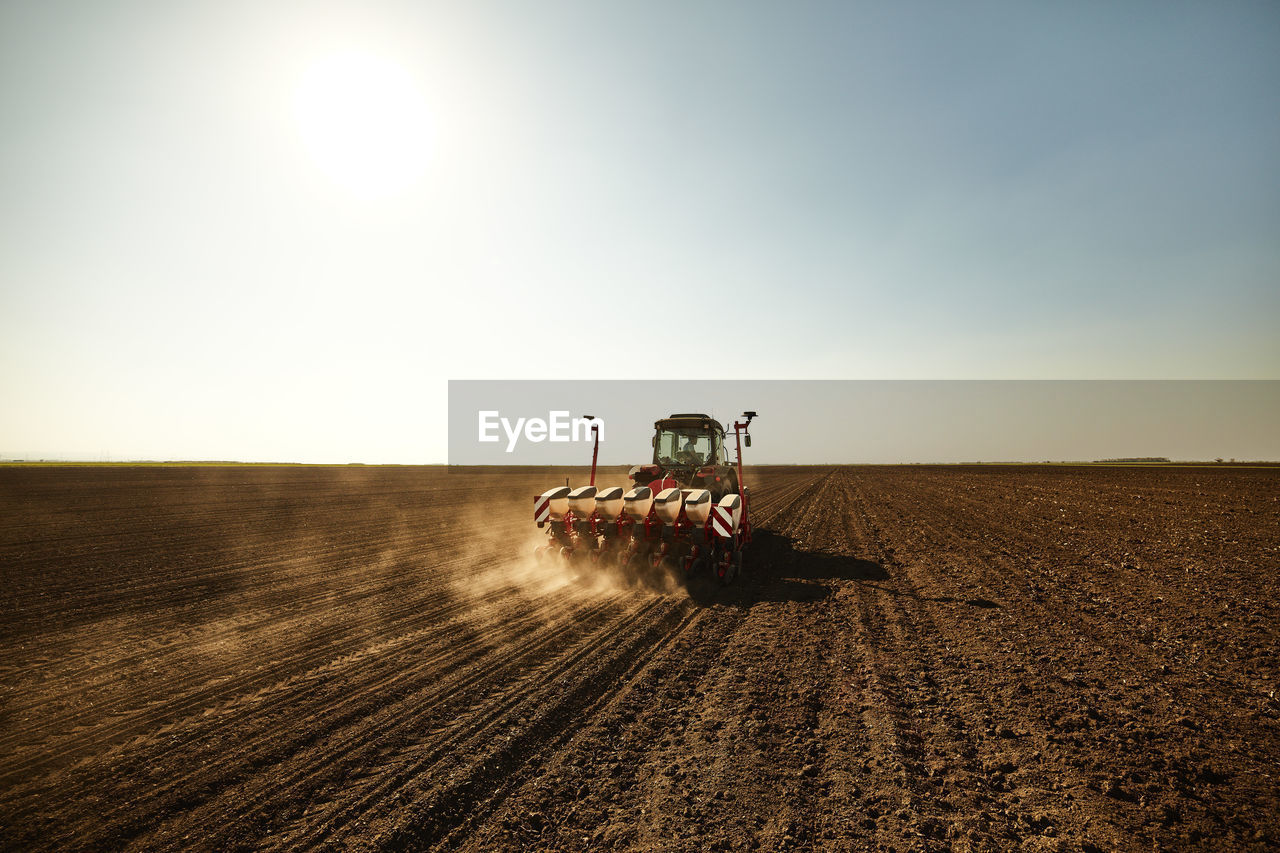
[534,411,756,585]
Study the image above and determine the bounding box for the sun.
[292,50,433,198]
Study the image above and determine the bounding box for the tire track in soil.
[725,466,991,849]
[902,472,1277,703]
[0,563,520,789]
[617,469,835,852]
[168,594,674,852]
[727,467,1150,850]
[365,601,704,852]
[0,505,519,668]
[0,510,530,664]
[35,587,628,852]
[839,470,1102,850]
[844,467,1280,850]
[816,471,989,849]
[0,475,570,783]
[846,472,1155,849]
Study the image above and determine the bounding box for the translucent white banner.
[448,380,1280,466]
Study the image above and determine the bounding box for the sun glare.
[292,50,433,198]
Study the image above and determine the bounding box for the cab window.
[654,429,713,465]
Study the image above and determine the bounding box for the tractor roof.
[655,414,723,433]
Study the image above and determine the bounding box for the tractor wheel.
[621,549,645,579]
[716,548,741,586]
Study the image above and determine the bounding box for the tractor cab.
[640,413,738,499]
[653,414,727,468]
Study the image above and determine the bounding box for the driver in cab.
[679,438,705,466]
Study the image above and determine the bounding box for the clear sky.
[2,1,1278,462]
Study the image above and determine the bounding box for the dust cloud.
[443,517,690,611]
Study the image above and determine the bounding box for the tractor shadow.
[684,530,888,607]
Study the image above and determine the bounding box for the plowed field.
[1,464,1277,851]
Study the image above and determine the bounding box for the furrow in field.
[9,585,621,851]
[845,467,1279,848]
[0,575,523,789]
[0,513,532,709]
[326,599,699,852]
[832,471,1109,847]
[145,592,669,852]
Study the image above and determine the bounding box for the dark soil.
[1,464,1276,851]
